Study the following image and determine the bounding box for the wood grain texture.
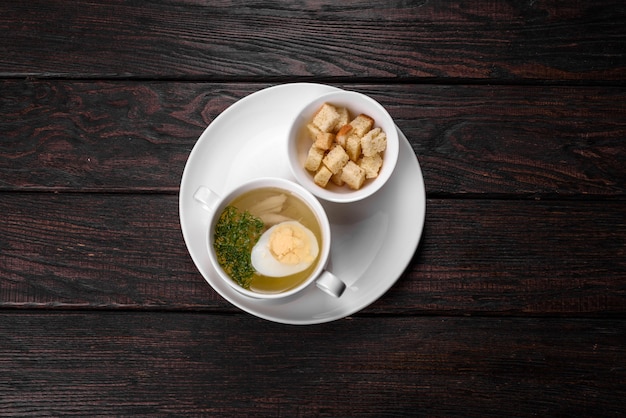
[0,193,219,309]
[1,0,625,414]
[1,0,625,81]
[1,194,623,315]
[383,199,626,316]
[1,312,624,416]
[0,81,252,191]
[2,81,625,197]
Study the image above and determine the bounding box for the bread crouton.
[306,123,323,141]
[312,103,341,133]
[349,114,375,137]
[314,132,335,150]
[335,124,353,148]
[334,107,350,132]
[345,135,362,162]
[304,146,325,172]
[314,165,333,188]
[361,127,387,157]
[359,153,383,178]
[322,144,349,174]
[340,160,366,190]
[330,169,344,187]
[301,102,389,191]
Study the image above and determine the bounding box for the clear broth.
[221,187,322,294]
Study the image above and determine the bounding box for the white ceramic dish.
[287,90,399,203]
[179,83,426,325]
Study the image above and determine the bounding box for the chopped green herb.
[213,205,264,289]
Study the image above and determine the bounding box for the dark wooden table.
[1,1,625,416]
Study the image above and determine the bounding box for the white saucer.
[179,83,426,325]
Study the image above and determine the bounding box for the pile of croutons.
[303,102,387,190]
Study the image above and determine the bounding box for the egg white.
[250,221,319,277]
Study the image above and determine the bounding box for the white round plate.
[179,83,426,325]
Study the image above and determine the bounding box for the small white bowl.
[287,90,399,203]
[194,177,347,299]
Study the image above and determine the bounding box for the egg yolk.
[268,223,314,265]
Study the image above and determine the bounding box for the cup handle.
[194,186,220,212]
[315,271,346,298]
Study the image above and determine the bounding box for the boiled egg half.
[251,221,319,277]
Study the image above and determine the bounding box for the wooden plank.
[1,1,624,81]
[376,198,626,316]
[1,194,624,315]
[0,193,220,309]
[0,81,252,192]
[1,312,624,416]
[2,81,625,196]
[382,85,626,199]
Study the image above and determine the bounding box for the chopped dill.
[213,205,264,289]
